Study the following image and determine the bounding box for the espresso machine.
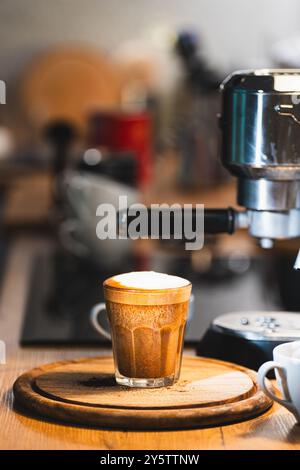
[119,69,300,370]
[220,69,300,256]
[121,70,300,256]
[199,70,300,368]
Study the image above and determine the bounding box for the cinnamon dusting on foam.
[104,271,190,291]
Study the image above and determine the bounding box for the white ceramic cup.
[258,341,300,421]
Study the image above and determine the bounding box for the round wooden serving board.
[13,356,272,430]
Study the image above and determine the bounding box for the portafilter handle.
[117,207,248,238]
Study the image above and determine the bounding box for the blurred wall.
[0,0,299,83]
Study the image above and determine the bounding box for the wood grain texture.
[13,356,271,430]
[34,357,255,408]
[0,238,300,449]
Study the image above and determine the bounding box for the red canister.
[88,110,152,187]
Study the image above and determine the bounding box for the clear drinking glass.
[90,277,192,388]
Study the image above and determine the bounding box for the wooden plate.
[13,356,272,430]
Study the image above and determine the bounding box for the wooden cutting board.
[13,356,272,430]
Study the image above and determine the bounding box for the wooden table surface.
[1,237,300,450]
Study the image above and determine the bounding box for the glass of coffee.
[90,271,192,388]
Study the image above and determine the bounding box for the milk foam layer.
[111,271,190,290]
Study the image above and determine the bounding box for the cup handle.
[90,303,111,341]
[258,361,296,414]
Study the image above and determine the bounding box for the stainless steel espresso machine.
[220,69,300,257]
[121,70,300,252]
[202,69,300,369]
[119,69,300,370]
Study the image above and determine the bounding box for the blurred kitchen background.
[1,0,300,354]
